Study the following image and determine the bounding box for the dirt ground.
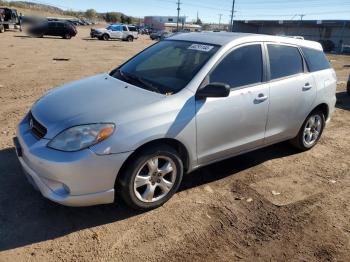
[0,27,349,262]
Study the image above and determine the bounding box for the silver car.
[14,32,337,210]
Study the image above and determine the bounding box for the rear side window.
[209,44,263,88]
[268,44,303,80]
[301,47,330,72]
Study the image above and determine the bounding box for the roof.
[168,31,322,50]
[168,32,254,45]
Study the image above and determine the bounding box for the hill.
[0,0,139,23]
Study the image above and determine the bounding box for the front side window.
[107,25,121,31]
[208,44,263,88]
[111,41,219,94]
[301,47,330,72]
[268,44,303,80]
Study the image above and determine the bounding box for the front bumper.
[15,115,132,207]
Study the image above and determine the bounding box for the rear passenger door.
[196,43,270,164]
[264,43,317,144]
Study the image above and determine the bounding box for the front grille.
[28,112,47,139]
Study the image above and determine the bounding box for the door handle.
[303,83,312,91]
[254,93,268,103]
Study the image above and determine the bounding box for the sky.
[17,0,350,23]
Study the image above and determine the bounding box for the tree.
[85,9,97,20]
[195,18,203,25]
[105,12,120,23]
[125,16,132,24]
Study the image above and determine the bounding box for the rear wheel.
[290,110,325,151]
[102,34,109,41]
[63,33,72,39]
[0,25,4,33]
[118,145,183,210]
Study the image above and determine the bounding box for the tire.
[290,110,325,151]
[63,34,71,39]
[102,34,109,41]
[126,35,134,42]
[117,145,183,211]
[0,25,4,33]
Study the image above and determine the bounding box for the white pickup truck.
[90,24,138,42]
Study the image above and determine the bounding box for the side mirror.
[196,83,230,98]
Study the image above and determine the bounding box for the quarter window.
[267,44,304,80]
[209,44,263,88]
[301,47,330,72]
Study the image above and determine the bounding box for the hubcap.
[133,156,176,203]
[303,115,322,146]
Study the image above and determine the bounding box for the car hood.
[31,73,164,139]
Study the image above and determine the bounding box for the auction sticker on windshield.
[188,44,214,52]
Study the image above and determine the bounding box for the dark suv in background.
[29,21,77,39]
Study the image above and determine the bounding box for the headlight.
[48,123,115,152]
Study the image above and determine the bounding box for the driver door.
[110,25,122,39]
[195,43,270,164]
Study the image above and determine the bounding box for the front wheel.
[290,110,325,151]
[0,25,4,33]
[126,35,134,42]
[102,34,109,41]
[118,145,183,210]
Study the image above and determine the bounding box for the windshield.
[110,40,220,94]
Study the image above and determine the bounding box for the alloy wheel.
[133,156,177,203]
[303,115,322,147]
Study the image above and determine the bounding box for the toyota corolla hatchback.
[14,32,337,210]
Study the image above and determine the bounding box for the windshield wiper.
[119,70,162,94]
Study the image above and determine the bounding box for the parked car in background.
[90,24,138,41]
[139,28,150,35]
[318,39,335,52]
[150,31,173,41]
[0,7,20,33]
[28,20,77,39]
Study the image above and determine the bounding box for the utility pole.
[298,14,305,35]
[218,13,223,30]
[230,0,235,32]
[176,0,181,32]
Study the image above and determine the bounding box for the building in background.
[233,20,350,53]
[144,16,201,32]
